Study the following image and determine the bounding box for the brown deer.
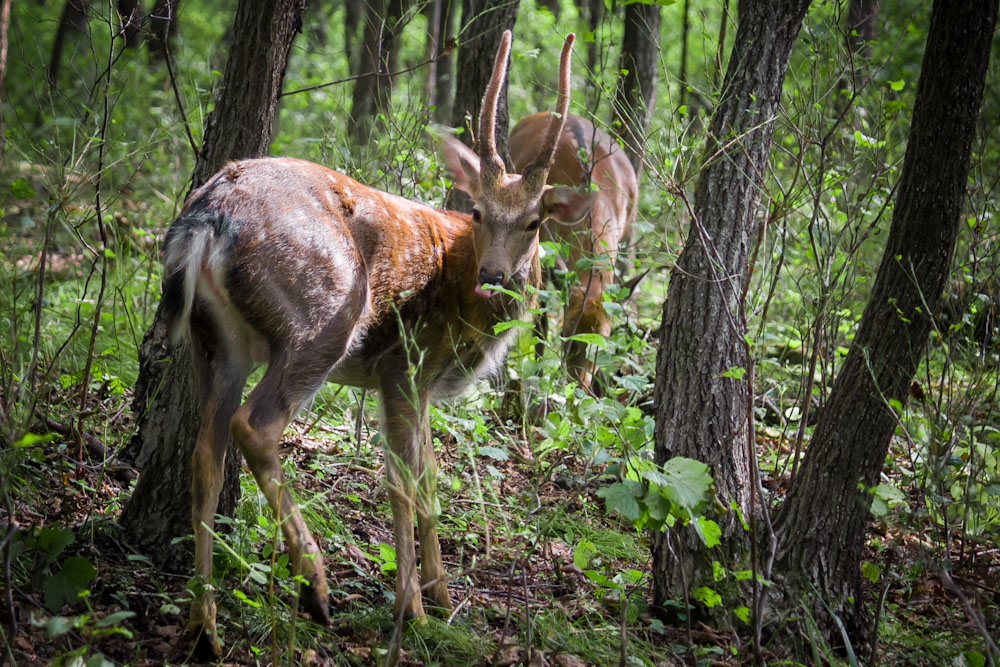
[161,31,593,658]
[509,113,638,392]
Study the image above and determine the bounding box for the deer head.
[439,31,595,300]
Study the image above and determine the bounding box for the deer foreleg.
[381,380,426,620]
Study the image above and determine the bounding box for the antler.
[478,30,513,193]
[522,33,575,195]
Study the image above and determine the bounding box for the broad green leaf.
[477,445,509,461]
[692,586,721,608]
[566,332,606,348]
[596,480,643,521]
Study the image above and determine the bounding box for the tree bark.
[650,0,811,621]
[432,0,456,123]
[348,0,409,145]
[47,0,89,87]
[121,0,308,569]
[117,0,142,48]
[847,0,878,57]
[446,0,518,209]
[148,0,180,61]
[774,0,996,648]
[613,2,660,177]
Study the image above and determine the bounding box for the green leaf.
[888,79,905,92]
[573,538,597,570]
[861,561,881,584]
[696,517,721,548]
[493,319,531,335]
[720,366,746,380]
[62,557,97,589]
[11,178,35,199]
[733,606,751,624]
[95,611,136,628]
[46,615,82,638]
[565,332,606,348]
[642,457,713,516]
[477,445,509,461]
[596,480,643,521]
[692,586,722,608]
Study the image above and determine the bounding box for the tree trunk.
[650,0,811,621]
[117,0,142,48]
[613,2,660,177]
[774,0,996,648]
[847,0,877,57]
[446,0,518,209]
[432,0,456,123]
[120,0,308,569]
[148,0,180,61]
[47,0,89,87]
[348,0,408,145]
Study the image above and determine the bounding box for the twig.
[75,7,114,464]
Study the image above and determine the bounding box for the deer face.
[437,30,588,300]
[439,139,595,299]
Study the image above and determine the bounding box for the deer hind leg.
[416,409,452,612]
[228,345,340,626]
[187,317,251,659]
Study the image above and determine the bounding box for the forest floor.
[3,390,997,666]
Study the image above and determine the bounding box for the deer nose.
[478,268,505,286]
[475,268,505,299]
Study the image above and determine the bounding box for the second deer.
[162,31,592,658]
[510,113,638,392]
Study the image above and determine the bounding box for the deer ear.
[438,133,482,200]
[540,186,596,224]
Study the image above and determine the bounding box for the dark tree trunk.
[348,0,408,145]
[847,0,877,57]
[446,0,518,209]
[121,0,308,569]
[650,0,811,620]
[432,0,456,123]
[613,2,660,177]
[47,0,89,87]
[344,0,362,74]
[774,0,996,648]
[583,0,601,77]
[148,0,180,60]
[117,0,142,48]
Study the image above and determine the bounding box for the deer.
[160,31,594,658]
[509,113,638,392]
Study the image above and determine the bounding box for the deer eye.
[471,208,482,223]
[525,218,541,233]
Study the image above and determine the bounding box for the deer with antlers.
[510,114,638,391]
[161,31,592,657]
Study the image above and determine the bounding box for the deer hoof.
[301,577,330,625]
[185,622,222,660]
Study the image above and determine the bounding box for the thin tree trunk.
[433,0,456,123]
[117,0,142,48]
[349,0,408,145]
[148,0,180,61]
[774,0,996,648]
[121,0,308,568]
[47,0,89,87]
[651,0,811,622]
[613,3,660,177]
[446,0,518,209]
